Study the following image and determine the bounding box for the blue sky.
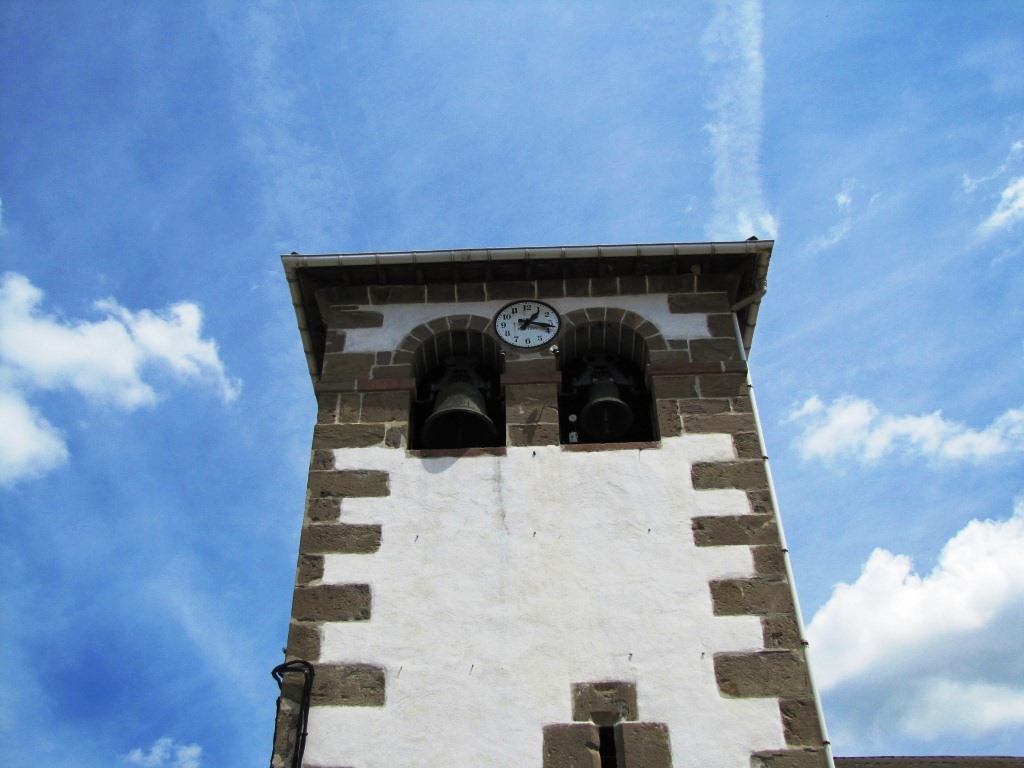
[1,1,1023,765]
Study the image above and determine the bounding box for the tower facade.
[273,242,831,768]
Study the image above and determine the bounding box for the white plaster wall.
[305,436,785,768]
[337,294,710,353]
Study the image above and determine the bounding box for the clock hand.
[518,309,541,329]
[523,320,554,329]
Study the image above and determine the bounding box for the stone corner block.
[571,681,638,722]
[752,748,829,768]
[714,650,812,699]
[616,722,672,768]
[292,584,371,622]
[542,723,599,768]
[307,469,390,498]
[691,460,768,491]
[311,663,385,706]
[710,577,794,616]
[692,515,779,547]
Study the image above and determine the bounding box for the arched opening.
[408,327,504,450]
[557,319,656,445]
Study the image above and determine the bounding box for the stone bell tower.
[272,241,832,768]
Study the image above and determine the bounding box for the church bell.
[579,378,633,441]
[421,358,496,449]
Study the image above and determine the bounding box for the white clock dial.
[493,300,560,349]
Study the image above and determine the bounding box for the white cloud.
[980,175,1024,234]
[0,272,241,487]
[789,395,1024,464]
[124,737,202,768]
[701,0,778,241]
[0,381,69,485]
[807,500,1024,740]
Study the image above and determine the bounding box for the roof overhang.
[282,240,772,382]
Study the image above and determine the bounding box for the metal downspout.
[732,311,836,768]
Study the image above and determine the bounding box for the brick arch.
[395,315,503,385]
[557,308,667,371]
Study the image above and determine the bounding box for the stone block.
[360,391,410,423]
[572,681,638,722]
[323,329,346,354]
[337,393,361,423]
[618,276,647,296]
[305,498,340,523]
[752,545,787,576]
[368,284,425,304]
[691,460,768,490]
[617,722,672,768]
[668,292,730,313]
[710,577,794,616]
[292,584,371,622]
[762,614,804,649]
[707,313,737,338]
[734,432,762,459]
[486,280,537,300]
[286,621,320,661]
[752,749,829,768]
[315,285,369,306]
[564,277,590,297]
[714,650,812,698]
[648,274,695,293]
[508,423,560,446]
[310,449,334,471]
[300,523,382,555]
[456,283,486,302]
[692,516,779,547]
[690,337,742,362]
[682,412,758,435]
[648,349,692,367]
[426,284,456,303]
[504,358,558,375]
[385,425,407,448]
[295,554,324,585]
[590,277,619,296]
[316,393,338,424]
[732,395,753,412]
[311,663,385,706]
[321,352,375,383]
[780,698,823,747]
[656,400,682,438]
[312,424,385,449]
[536,278,566,298]
[651,375,697,399]
[699,373,747,397]
[747,489,775,516]
[329,310,384,329]
[306,469,389,498]
[542,723,599,768]
[676,398,729,414]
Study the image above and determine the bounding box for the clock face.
[494,300,561,349]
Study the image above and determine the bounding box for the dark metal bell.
[579,380,633,441]
[422,382,496,448]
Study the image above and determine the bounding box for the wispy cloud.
[209,3,361,252]
[803,180,858,253]
[124,737,202,768]
[980,175,1024,235]
[788,395,1024,464]
[700,0,777,241]
[808,499,1024,740]
[0,272,240,486]
[963,139,1024,235]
